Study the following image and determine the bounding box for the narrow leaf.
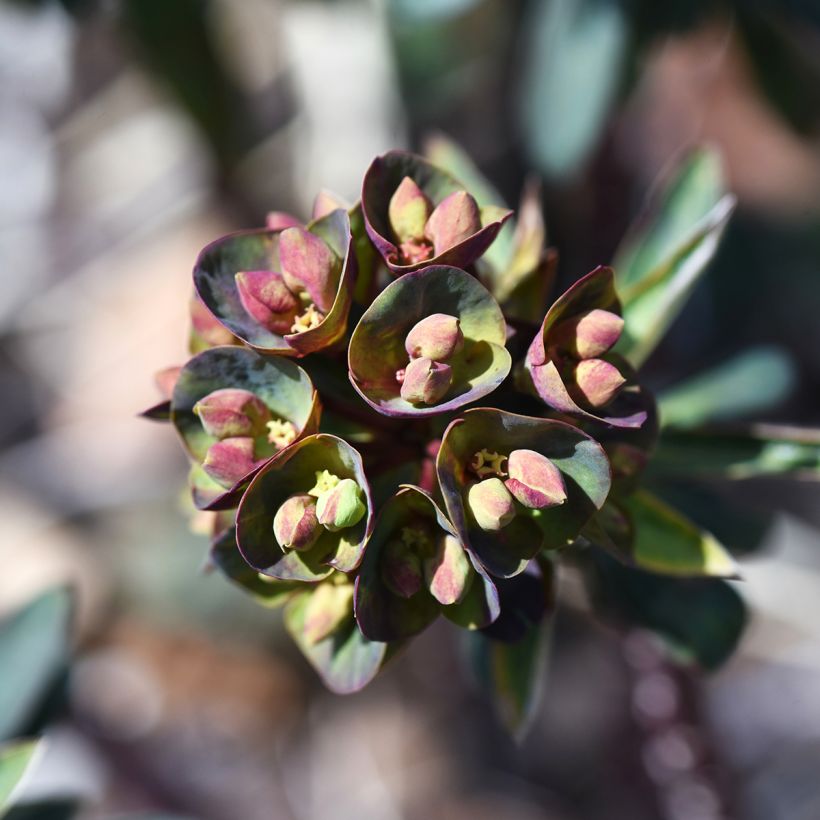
[520,0,629,178]
[0,590,72,742]
[658,346,796,429]
[615,149,736,366]
[0,740,39,814]
[622,490,739,578]
[651,424,820,480]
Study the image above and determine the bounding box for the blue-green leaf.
[0,590,72,742]
[657,346,796,429]
[615,149,736,366]
[520,0,629,178]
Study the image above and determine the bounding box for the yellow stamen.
[470,448,508,479]
[290,303,324,334]
[308,469,341,498]
[266,418,297,449]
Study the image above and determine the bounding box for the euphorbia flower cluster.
[146,146,740,712]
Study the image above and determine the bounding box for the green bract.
[236,434,373,582]
[348,265,511,417]
[354,485,500,642]
[192,209,356,356]
[145,138,810,734]
[362,150,512,273]
[437,408,611,578]
[523,265,653,429]
[171,346,320,510]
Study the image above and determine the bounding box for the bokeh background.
[1,1,820,818]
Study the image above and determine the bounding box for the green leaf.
[651,424,820,480]
[437,408,611,578]
[0,589,72,742]
[620,490,739,577]
[348,266,511,418]
[0,740,39,815]
[614,149,736,366]
[584,549,746,670]
[284,592,387,695]
[657,346,796,429]
[467,560,554,740]
[520,0,629,178]
[210,528,304,608]
[469,622,550,741]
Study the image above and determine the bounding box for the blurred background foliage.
[0,0,819,818]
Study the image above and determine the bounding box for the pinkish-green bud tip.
[404,313,464,362]
[399,357,453,405]
[573,358,626,407]
[235,270,299,335]
[316,478,366,532]
[505,448,567,509]
[193,388,271,439]
[303,577,354,644]
[202,437,259,488]
[467,477,516,531]
[551,309,624,359]
[279,227,338,313]
[424,190,481,256]
[424,534,472,606]
[389,176,432,244]
[273,493,323,552]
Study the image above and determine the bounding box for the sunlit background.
[1,0,820,818]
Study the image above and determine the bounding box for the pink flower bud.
[202,437,259,488]
[399,357,453,405]
[388,176,432,243]
[273,493,323,552]
[279,227,339,313]
[193,388,271,439]
[466,477,516,531]
[265,211,302,230]
[234,270,299,334]
[573,358,626,407]
[423,534,472,606]
[424,190,482,256]
[381,538,424,599]
[404,313,464,362]
[312,189,348,220]
[551,309,624,359]
[504,449,567,509]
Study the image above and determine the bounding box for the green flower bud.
[404,313,464,362]
[388,176,432,244]
[467,477,516,531]
[424,190,482,256]
[381,538,424,599]
[273,493,322,552]
[193,388,271,439]
[551,309,624,359]
[573,358,626,407]
[505,448,567,509]
[399,357,453,405]
[316,478,366,532]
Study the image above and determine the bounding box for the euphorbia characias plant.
[145,142,820,736]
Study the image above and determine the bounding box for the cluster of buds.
[397,312,464,404]
[388,176,486,266]
[147,148,665,697]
